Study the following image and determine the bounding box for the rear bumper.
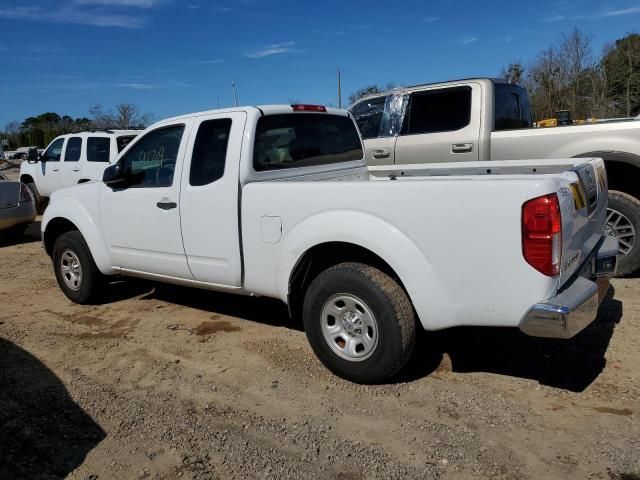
[519,236,618,339]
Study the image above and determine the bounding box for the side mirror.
[102,164,127,187]
[27,149,40,163]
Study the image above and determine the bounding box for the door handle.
[156,201,177,210]
[372,149,391,159]
[52,167,59,172]
[452,143,473,153]
[72,168,80,172]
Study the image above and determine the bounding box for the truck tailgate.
[555,158,608,285]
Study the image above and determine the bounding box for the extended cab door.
[394,83,481,164]
[179,112,246,286]
[59,136,82,188]
[99,122,193,279]
[36,137,64,196]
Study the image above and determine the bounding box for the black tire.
[25,182,46,215]
[302,262,416,384]
[607,190,640,276]
[52,230,104,304]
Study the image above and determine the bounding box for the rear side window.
[494,83,533,130]
[190,118,232,186]
[117,135,137,152]
[402,87,471,135]
[253,114,363,172]
[350,96,387,139]
[87,137,111,162]
[64,137,82,162]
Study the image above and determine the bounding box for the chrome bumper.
[519,236,618,339]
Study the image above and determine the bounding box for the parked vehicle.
[350,78,640,275]
[42,104,616,383]
[0,173,36,235]
[19,129,141,213]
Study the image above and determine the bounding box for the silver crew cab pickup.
[350,78,640,275]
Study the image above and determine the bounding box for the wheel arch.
[43,217,79,256]
[42,197,113,274]
[287,241,408,322]
[275,210,454,330]
[574,151,640,198]
[20,174,35,184]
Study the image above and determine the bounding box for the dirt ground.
[0,184,638,479]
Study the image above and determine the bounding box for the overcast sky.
[1,0,639,126]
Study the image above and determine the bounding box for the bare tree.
[501,63,524,85]
[89,103,154,129]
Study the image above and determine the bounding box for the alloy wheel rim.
[605,208,636,256]
[320,293,379,362]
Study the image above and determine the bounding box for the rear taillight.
[19,183,32,204]
[291,104,327,112]
[522,193,562,276]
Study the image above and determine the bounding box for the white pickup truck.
[350,78,640,275]
[19,129,140,213]
[42,104,617,383]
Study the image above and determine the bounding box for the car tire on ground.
[302,262,416,384]
[607,190,640,276]
[52,230,104,304]
[25,182,46,215]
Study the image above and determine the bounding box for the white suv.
[20,129,140,213]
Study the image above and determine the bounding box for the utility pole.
[337,69,342,109]
[232,80,239,107]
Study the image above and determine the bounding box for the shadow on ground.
[401,286,623,391]
[145,283,298,331]
[0,221,41,248]
[0,337,105,479]
[95,277,622,390]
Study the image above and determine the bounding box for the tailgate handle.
[372,149,391,159]
[452,143,473,153]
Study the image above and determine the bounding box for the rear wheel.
[302,262,416,383]
[52,230,104,304]
[606,191,640,276]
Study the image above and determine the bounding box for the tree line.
[503,30,640,121]
[2,103,153,150]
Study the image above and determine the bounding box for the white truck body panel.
[43,106,610,334]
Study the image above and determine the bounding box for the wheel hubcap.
[320,294,378,361]
[60,249,83,291]
[605,208,636,256]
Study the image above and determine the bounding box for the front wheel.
[52,230,105,304]
[25,182,46,215]
[606,191,640,276]
[302,262,416,384]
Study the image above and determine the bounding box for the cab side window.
[120,125,185,188]
[190,119,232,186]
[402,87,471,135]
[64,137,82,162]
[43,138,64,162]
